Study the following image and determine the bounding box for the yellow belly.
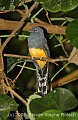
[29,48,46,68]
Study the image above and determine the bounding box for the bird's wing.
[43,37,50,57]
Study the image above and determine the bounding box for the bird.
[27,26,50,96]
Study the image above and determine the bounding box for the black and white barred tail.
[36,63,49,96]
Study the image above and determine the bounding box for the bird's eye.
[35,29,38,32]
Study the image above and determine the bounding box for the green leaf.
[7,57,24,73]
[66,19,78,49]
[0,0,20,10]
[35,109,65,120]
[27,94,42,120]
[36,111,78,120]
[0,94,18,111]
[0,94,18,120]
[30,88,78,114]
[66,112,78,120]
[0,98,10,120]
[34,0,78,12]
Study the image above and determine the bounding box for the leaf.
[30,88,78,114]
[36,111,78,120]
[0,94,18,120]
[0,98,10,120]
[34,0,78,12]
[68,47,78,65]
[66,19,78,49]
[0,0,20,10]
[7,57,24,73]
[0,94,18,111]
[66,112,78,120]
[27,94,42,120]
[35,109,65,120]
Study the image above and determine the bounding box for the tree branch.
[0,38,5,93]
[0,19,66,35]
[1,2,38,51]
[4,53,68,64]
[52,70,78,87]
[4,82,27,105]
[13,61,27,84]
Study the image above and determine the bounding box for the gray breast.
[28,33,46,49]
[27,32,50,57]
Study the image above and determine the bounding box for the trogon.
[27,26,50,96]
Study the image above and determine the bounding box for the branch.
[4,83,27,105]
[3,72,14,98]
[52,70,78,87]
[1,2,38,51]
[0,19,21,30]
[13,61,27,84]
[4,53,68,63]
[16,110,22,120]
[0,19,66,35]
[0,38,5,93]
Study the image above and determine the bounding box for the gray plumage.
[28,26,50,96]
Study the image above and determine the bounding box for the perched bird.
[27,26,50,96]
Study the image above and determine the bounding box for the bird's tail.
[36,63,49,96]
